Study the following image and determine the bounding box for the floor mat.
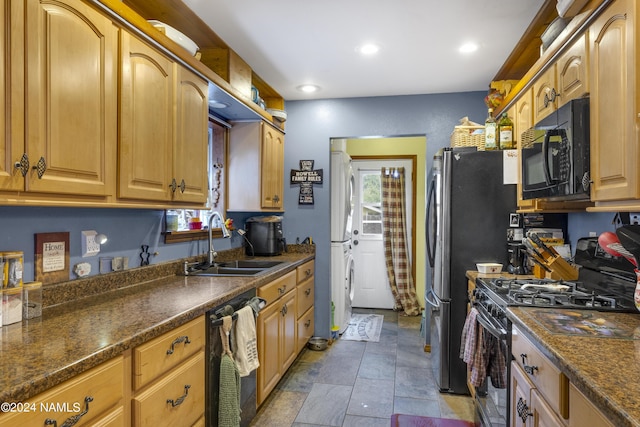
[390,414,475,427]
[341,313,384,342]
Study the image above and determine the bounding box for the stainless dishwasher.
[207,288,258,427]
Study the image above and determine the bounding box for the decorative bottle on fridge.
[498,112,515,149]
[484,108,498,150]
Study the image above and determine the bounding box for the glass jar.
[23,282,43,319]
[3,287,22,325]
[2,251,23,288]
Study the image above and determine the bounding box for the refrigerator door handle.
[426,175,437,268]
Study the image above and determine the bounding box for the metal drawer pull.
[167,335,191,355]
[516,397,532,422]
[305,288,311,296]
[520,353,538,375]
[278,286,286,295]
[33,157,46,179]
[44,396,93,427]
[14,153,29,177]
[305,268,312,277]
[167,385,191,407]
[304,319,311,328]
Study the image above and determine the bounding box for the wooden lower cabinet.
[568,383,614,427]
[296,260,315,353]
[132,352,205,426]
[131,316,206,426]
[0,356,125,427]
[257,271,297,405]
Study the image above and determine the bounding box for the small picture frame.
[509,213,521,228]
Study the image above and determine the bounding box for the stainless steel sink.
[217,260,283,269]
[190,266,265,276]
[187,259,283,277]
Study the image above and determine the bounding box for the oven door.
[473,304,510,427]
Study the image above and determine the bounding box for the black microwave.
[521,97,590,200]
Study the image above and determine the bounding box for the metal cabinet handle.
[305,268,312,277]
[273,194,280,203]
[169,178,177,193]
[179,179,186,193]
[516,397,533,422]
[167,385,191,407]
[278,286,286,295]
[280,304,288,316]
[305,288,311,296]
[44,396,93,427]
[304,319,311,328]
[14,153,29,177]
[167,335,191,355]
[32,157,46,179]
[520,353,538,375]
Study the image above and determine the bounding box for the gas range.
[475,276,636,312]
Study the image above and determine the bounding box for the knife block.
[541,254,579,281]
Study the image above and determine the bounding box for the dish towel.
[233,305,260,377]
[218,316,241,427]
[460,307,479,363]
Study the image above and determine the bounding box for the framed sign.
[34,232,70,284]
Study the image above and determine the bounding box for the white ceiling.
[183,0,546,101]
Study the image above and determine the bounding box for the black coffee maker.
[507,242,527,274]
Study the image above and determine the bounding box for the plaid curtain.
[381,167,420,316]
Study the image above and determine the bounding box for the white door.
[351,159,413,309]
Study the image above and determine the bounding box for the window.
[361,172,382,235]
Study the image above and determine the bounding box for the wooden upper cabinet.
[556,33,589,108]
[23,0,118,196]
[514,90,535,210]
[589,0,637,202]
[173,67,209,204]
[119,32,174,202]
[261,124,285,209]
[228,121,285,212]
[533,65,557,124]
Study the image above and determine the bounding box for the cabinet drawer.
[0,357,124,427]
[91,406,125,427]
[133,351,205,427]
[296,260,314,283]
[133,316,205,390]
[512,326,569,418]
[258,270,296,306]
[296,276,314,315]
[297,307,314,352]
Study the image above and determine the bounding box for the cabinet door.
[531,389,564,427]
[568,383,614,427]
[173,67,209,203]
[261,123,285,209]
[0,1,24,191]
[257,301,281,405]
[515,89,535,210]
[556,33,589,107]
[119,32,174,201]
[281,289,298,372]
[511,362,534,427]
[590,0,637,201]
[533,65,557,123]
[25,0,117,196]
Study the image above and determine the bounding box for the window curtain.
[381,167,421,316]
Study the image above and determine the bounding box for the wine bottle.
[498,112,515,150]
[484,108,498,150]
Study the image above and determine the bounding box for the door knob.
[353,240,359,245]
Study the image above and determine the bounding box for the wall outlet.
[631,213,640,225]
[82,230,100,257]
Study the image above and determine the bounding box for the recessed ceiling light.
[459,43,478,54]
[357,43,380,55]
[297,84,320,93]
[209,100,229,109]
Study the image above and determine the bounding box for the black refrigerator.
[425,147,516,394]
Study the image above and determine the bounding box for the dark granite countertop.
[508,306,640,427]
[0,249,314,404]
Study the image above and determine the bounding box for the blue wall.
[283,91,495,338]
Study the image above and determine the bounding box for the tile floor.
[250,308,475,427]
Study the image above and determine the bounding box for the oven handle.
[475,306,507,340]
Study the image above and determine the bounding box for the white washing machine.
[331,240,354,333]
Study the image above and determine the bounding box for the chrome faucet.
[208,211,231,265]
